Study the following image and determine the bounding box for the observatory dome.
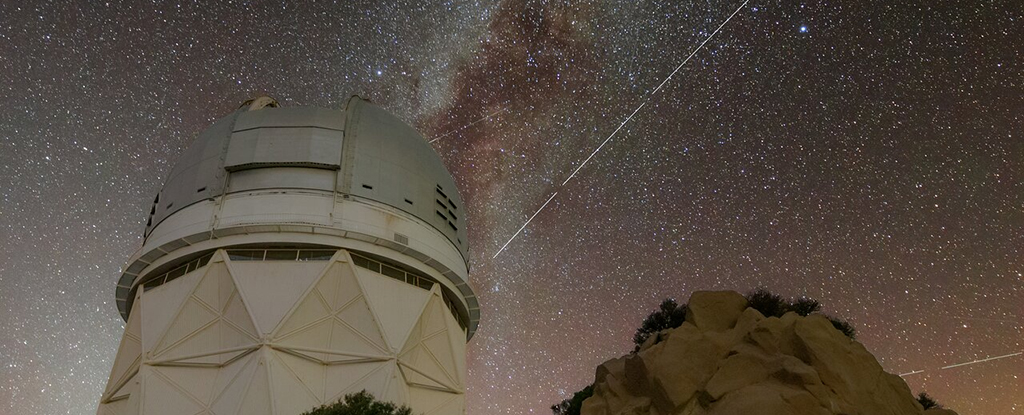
[117,96,477,336]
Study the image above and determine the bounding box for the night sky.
[1,1,1022,414]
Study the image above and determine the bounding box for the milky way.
[1,1,1021,414]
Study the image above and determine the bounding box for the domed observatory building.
[97,96,478,415]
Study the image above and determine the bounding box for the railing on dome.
[348,252,468,330]
[226,249,337,261]
[141,248,467,330]
[143,252,215,291]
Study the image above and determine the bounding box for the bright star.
[799,25,808,33]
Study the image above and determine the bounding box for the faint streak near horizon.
[940,351,1022,370]
[898,351,1022,377]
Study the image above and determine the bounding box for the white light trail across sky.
[899,351,1022,377]
[492,0,751,258]
[429,107,509,144]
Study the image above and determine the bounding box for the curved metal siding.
[141,97,469,264]
[343,98,469,257]
[146,112,238,236]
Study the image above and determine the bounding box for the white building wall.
[98,249,465,415]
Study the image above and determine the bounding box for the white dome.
[117,96,478,337]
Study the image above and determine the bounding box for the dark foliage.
[746,289,788,318]
[828,317,857,340]
[790,298,822,316]
[301,391,412,415]
[745,289,855,340]
[917,392,941,409]
[551,384,594,415]
[632,298,686,352]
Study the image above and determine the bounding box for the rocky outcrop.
[581,291,956,415]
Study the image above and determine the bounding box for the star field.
[1,1,1021,414]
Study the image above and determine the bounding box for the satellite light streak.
[897,351,1022,377]
[492,192,559,259]
[429,107,508,143]
[940,351,1022,370]
[493,0,750,257]
[561,0,750,187]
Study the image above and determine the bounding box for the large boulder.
[581,291,956,415]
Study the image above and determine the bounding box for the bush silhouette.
[828,317,856,339]
[631,298,686,352]
[745,288,855,340]
[629,289,856,354]
[746,289,789,318]
[301,391,412,415]
[917,392,941,409]
[551,384,594,415]
[790,297,822,316]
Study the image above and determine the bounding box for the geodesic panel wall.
[98,250,466,415]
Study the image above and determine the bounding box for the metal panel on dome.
[224,127,343,171]
[146,112,238,236]
[343,98,469,259]
[227,167,336,193]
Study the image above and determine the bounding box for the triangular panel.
[276,319,333,362]
[210,352,257,411]
[236,357,273,415]
[324,361,394,403]
[320,260,361,311]
[329,319,390,358]
[98,373,139,415]
[400,358,451,390]
[267,352,321,414]
[274,260,362,338]
[153,365,218,406]
[408,387,463,415]
[335,296,388,353]
[104,291,143,398]
[153,297,218,357]
[444,307,467,388]
[275,289,331,338]
[272,349,326,401]
[419,295,448,337]
[399,294,460,390]
[383,365,409,407]
[221,289,258,338]
[142,266,205,354]
[142,367,205,415]
[423,332,459,386]
[152,257,260,362]
[108,372,137,401]
[275,258,390,358]
[231,261,326,335]
[356,269,432,352]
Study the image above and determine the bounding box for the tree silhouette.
[745,288,855,339]
[917,392,942,409]
[631,298,686,352]
[551,384,594,415]
[301,391,412,415]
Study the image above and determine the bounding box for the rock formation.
[581,291,956,415]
